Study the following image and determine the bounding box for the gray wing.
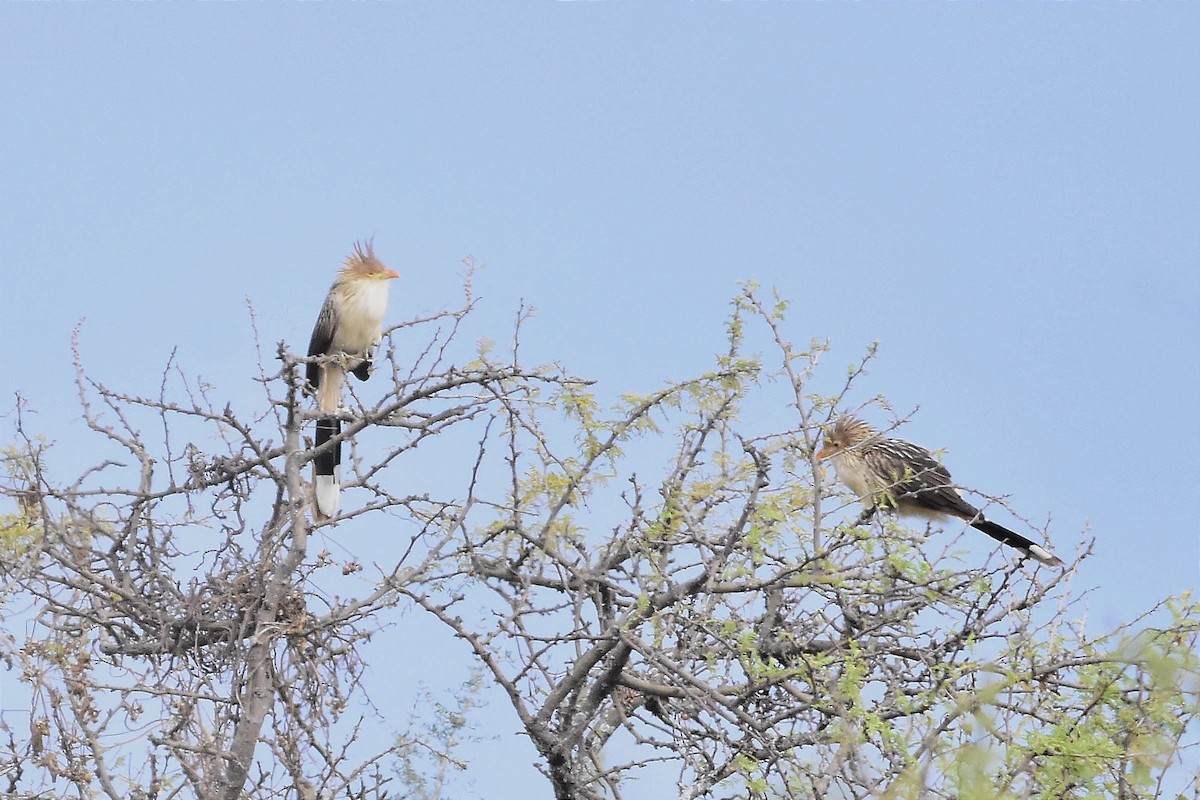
[306,294,337,392]
[865,438,981,520]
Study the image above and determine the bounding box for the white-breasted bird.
[306,241,399,518]
[815,416,1062,566]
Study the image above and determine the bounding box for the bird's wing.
[306,294,338,391]
[866,439,981,520]
[350,353,373,382]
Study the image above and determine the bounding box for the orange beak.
[814,445,832,461]
[384,269,400,280]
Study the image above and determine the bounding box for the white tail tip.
[315,474,340,518]
[1028,544,1063,567]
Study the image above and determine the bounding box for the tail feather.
[317,366,343,415]
[971,518,1063,567]
[314,417,341,518]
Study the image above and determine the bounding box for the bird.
[815,416,1063,567]
[306,241,400,519]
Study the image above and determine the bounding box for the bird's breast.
[332,280,391,353]
[830,453,878,503]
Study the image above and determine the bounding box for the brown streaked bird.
[306,241,399,518]
[815,416,1063,567]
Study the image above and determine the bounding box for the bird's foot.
[854,507,877,526]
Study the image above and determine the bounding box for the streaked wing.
[865,439,979,519]
[306,295,337,391]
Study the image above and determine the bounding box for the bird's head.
[815,416,875,461]
[341,240,401,281]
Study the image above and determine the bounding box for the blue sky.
[2,4,1198,797]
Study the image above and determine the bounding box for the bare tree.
[0,265,569,799]
[1,277,1197,800]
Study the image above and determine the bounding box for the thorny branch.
[0,280,1195,800]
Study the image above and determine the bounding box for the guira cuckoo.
[306,241,399,518]
[816,416,1063,566]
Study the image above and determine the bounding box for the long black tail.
[971,518,1062,567]
[314,417,341,518]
